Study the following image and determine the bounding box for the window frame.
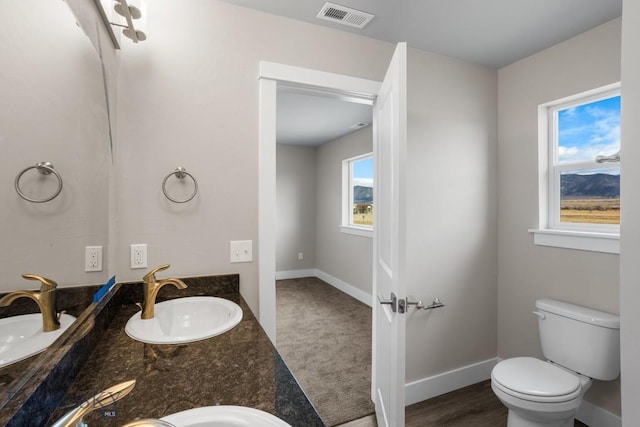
[531,83,621,253]
[340,152,374,238]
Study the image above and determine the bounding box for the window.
[532,84,621,253]
[341,153,373,237]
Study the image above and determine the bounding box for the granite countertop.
[46,277,325,427]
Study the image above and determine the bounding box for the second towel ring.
[162,167,198,203]
[15,162,63,203]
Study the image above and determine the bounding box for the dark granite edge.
[274,352,326,425]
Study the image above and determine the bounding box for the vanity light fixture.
[110,0,146,43]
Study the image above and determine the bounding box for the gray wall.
[405,47,498,382]
[275,126,374,296]
[316,127,374,294]
[497,18,622,414]
[620,1,640,424]
[276,144,317,272]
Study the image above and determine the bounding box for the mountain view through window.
[557,95,620,225]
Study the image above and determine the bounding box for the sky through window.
[353,157,373,187]
[558,95,620,166]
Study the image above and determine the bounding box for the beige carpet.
[276,277,375,426]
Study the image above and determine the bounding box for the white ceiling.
[241,0,622,146]
[277,90,372,147]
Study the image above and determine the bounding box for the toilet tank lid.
[536,299,620,329]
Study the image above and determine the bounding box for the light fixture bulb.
[122,28,147,42]
[114,3,141,19]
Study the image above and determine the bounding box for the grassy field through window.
[560,198,620,224]
[353,212,373,226]
[352,203,373,226]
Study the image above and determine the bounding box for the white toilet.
[491,299,620,427]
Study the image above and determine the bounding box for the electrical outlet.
[85,246,103,272]
[130,244,148,269]
[298,252,304,260]
[230,240,252,263]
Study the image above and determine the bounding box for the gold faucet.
[0,274,61,332]
[141,264,187,319]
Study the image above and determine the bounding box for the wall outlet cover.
[85,246,103,272]
[131,244,148,269]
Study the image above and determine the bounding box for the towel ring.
[162,167,198,203]
[15,162,63,203]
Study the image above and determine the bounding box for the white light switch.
[230,240,252,263]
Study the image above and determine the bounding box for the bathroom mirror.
[0,0,111,408]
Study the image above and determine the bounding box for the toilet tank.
[535,299,620,380]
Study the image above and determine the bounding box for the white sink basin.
[161,406,292,427]
[0,313,76,369]
[125,297,242,344]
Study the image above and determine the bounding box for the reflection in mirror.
[0,0,110,407]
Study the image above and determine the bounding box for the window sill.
[529,229,619,254]
[340,225,373,238]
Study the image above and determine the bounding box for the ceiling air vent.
[317,2,374,29]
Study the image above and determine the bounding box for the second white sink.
[125,297,242,344]
[161,406,292,427]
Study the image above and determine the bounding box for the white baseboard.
[314,270,372,307]
[405,358,498,406]
[275,268,373,307]
[577,399,621,427]
[275,269,318,280]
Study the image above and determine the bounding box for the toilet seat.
[492,357,582,403]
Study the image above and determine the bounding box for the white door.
[372,42,407,427]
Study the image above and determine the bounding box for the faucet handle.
[21,274,58,292]
[143,264,171,283]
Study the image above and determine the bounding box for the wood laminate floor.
[337,380,588,427]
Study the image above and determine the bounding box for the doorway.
[258,62,382,424]
[257,61,381,343]
[274,85,375,424]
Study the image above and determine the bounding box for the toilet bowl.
[491,299,620,427]
[491,357,591,427]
